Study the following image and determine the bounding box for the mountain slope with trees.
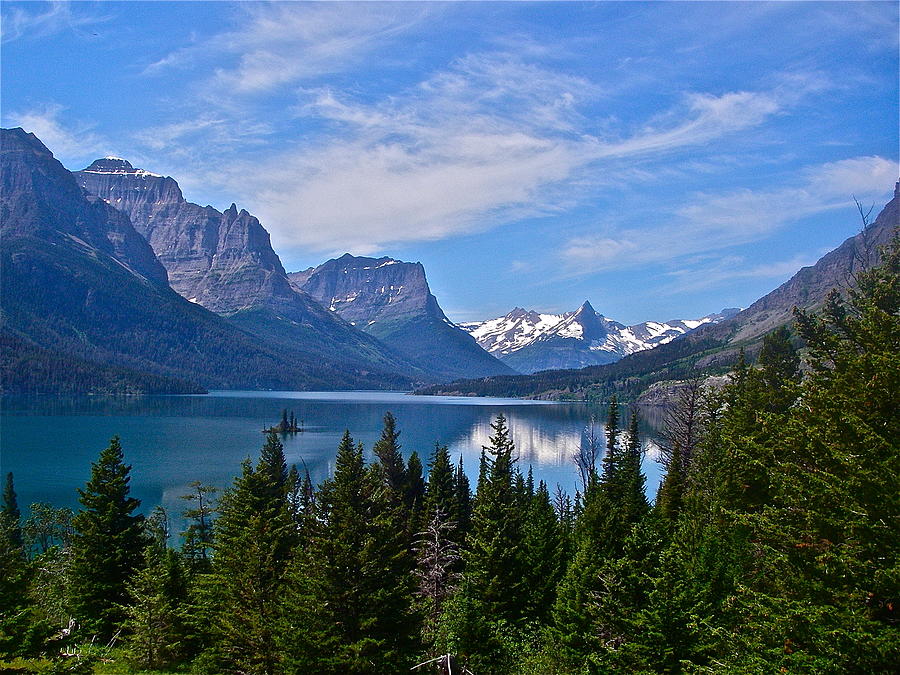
[420,187,899,401]
[0,128,415,393]
[76,157,426,384]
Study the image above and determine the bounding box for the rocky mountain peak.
[1,128,168,285]
[291,254,513,380]
[574,300,597,316]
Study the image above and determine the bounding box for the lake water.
[0,391,666,530]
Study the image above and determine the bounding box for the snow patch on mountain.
[459,304,740,373]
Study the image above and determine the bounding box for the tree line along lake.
[0,390,667,531]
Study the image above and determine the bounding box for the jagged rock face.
[291,255,514,380]
[460,298,739,374]
[2,128,422,392]
[77,160,293,315]
[76,157,427,382]
[291,254,442,327]
[2,132,167,285]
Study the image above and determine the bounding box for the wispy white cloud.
[211,52,789,254]
[560,155,897,275]
[145,2,430,93]
[0,0,109,43]
[4,103,108,163]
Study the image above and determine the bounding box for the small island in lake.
[263,408,304,434]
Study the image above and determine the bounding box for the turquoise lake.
[0,391,666,529]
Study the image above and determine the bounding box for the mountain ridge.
[0,128,415,393]
[418,185,898,400]
[290,254,515,381]
[460,301,739,373]
[76,156,428,383]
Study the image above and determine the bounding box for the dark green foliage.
[121,544,188,670]
[425,443,455,521]
[0,475,47,659]
[207,436,297,675]
[69,437,146,641]
[521,481,563,624]
[283,430,418,674]
[2,473,23,550]
[373,412,407,496]
[405,451,426,534]
[462,414,525,626]
[452,456,472,539]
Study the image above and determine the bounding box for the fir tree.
[425,443,455,520]
[69,436,146,640]
[2,472,23,550]
[405,450,426,534]
[452,457,472,540]
[121,542,188,670]
[208,433,297,675]
[284,430,418,674]
[462,414,525,625]
[0,472,44,658]
[373,411,406,495]
[521,481,563,624]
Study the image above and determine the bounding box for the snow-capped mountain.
[460,301,739,374]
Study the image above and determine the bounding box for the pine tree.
[425,443,455,520]
[600,396,620,485]
[405,450,427,534]
[2,472,23,550]
[521,481,563,624]
[209,433,297,675]
[69,436,146,640]
[462,414,525,625]
[0,472,44,658]
[121,542,188,670]
[283,430,418,674]
[373,411,406,495]
[452,457,472,540]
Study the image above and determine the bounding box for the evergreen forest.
[1,242,898,673]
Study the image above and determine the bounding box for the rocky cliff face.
[3,138,167,286]
[77,158,296,315]
[726,187,898,344]
[291,255,514,380]
[461,300,739,374]
[76,159,423,381]
[2,128,419,393]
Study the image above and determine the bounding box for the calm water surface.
[1,391,665,526]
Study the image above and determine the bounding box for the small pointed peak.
[576,300,595,314]
[82,157,135,173]
[894,179,899,199]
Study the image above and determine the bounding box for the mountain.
[289,255,515,381]
[419,185,898,400]
[75,157,424,383]
[0,128,413,394]
[460,301,739,373]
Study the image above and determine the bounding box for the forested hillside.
[421,188,898,402]
[2,240,897,672]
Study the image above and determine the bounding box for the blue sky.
[2,1,897,324]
